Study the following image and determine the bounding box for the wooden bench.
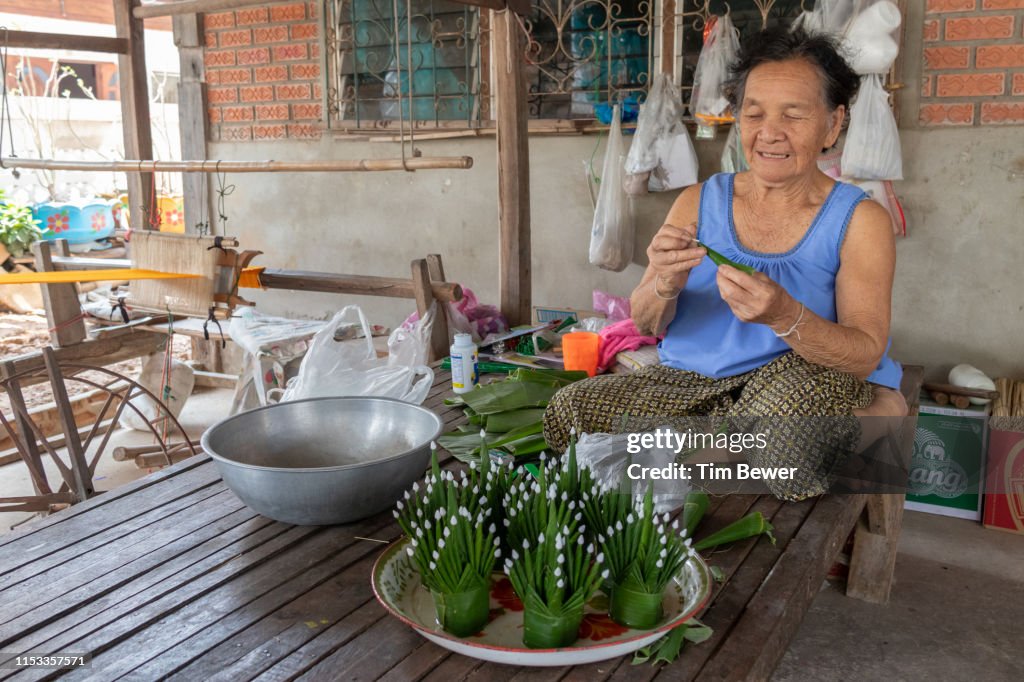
[0,364,922,680]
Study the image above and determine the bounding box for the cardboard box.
[532,306,605,326]
[904,399,988,520]
[982,418,1024,534]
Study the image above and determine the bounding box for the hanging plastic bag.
[120,354,195,431]
[589,105,634,272]
[844,1,901,75]
[791,0,858,36]
[624,74,698,195]
[273,304,434,404]
[690,15,740,123]
[841,74,902,181]
[720,120,748,173]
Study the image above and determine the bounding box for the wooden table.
[0,367,921,681]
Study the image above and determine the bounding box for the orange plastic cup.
[562,332,601,377]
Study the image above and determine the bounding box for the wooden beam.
[491,9,531,326]
[1,156,475,173]
[258,269,462,302]
[133,0,531,19]
[134,0,276,19]
[0,331,166,392]
[42,348,94,501]
[115,0,156,231]
[3,30,128,54]
[173,13,211,235]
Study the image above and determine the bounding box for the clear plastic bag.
[690,15,740,121]
[274,304,434,404]
[720,121,749,173]
[841,74,903,181]
[589,105,634,272]
[575,431,690,514]
[121,354,195,431]
[624,74,697,194]
[791,0,858,36]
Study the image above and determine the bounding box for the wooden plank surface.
[0,368,874,680]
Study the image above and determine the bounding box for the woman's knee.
[853,387,908,418]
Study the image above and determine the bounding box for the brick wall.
[920,0,1024,126]
[204,1,323,141]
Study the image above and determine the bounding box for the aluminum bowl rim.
[200,396,443,474]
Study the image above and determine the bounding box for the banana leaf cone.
[522,603,585,649]
[609,579,665,630]
[431,583,491,637]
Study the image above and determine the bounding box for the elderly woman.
[544,28,906,500]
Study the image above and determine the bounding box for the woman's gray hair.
[723,27,861,112]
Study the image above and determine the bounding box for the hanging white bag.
[690,15,740,121]
[120,354,196,432]
[589,105,634,272]
[273,303,434,404]
[841,74,903,181]
[624,74,698,194]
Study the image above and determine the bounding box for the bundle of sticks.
[922,381,999,410]
[992,378,1024,418]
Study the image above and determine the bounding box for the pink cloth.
[597,319,659,372]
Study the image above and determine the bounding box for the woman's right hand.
[647,223,706,291]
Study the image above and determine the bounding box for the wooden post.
[114,0,156,230]
[32,239,87,348]
[173,13,211,234]
[491,9,531,326]
[42,348,94,502]
[411,259,449,363]
[426,253,453,352]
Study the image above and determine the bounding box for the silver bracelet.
[652,275,681,300]
[773,303,805,340]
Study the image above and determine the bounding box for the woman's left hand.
[716,265,799,329]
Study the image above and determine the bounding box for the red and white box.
[983,418,1024,535]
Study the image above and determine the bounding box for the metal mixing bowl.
[201,397,443,525]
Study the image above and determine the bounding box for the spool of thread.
[948,364,996,406]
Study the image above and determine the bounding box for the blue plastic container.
[34,200,117,245]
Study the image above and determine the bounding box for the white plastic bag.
[841,74,902,181]
[276,304,434,404]
[690,15,740,121]
[625,74,697,194]
[589,105,634,272]
[121,354,196,431]
[844,1,901,75]
[791,0,858,36]
[575,431,690,514]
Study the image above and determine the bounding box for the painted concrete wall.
[212,124,1022,383]
[208,3,1024,383]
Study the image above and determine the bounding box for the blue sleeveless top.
[659,173,903,390]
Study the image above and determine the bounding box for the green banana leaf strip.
[458,381,559,415]
[693,511,776,552]
[682,491,710,537]
[436,431,487,461]
[504,434,548,456]
[509,368,588,387]
[483,408,546,433]
[632,619,712,666]
[488,421,544,447]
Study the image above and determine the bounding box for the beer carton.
[982,418,1024,534]
[904,398,988,520]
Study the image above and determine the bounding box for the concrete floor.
[2,394,1021,679]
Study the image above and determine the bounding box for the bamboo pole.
[0,156,474,173]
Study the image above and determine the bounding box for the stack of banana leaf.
[438,369,586,462]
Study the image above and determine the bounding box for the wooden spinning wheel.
[0,347,196,517]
